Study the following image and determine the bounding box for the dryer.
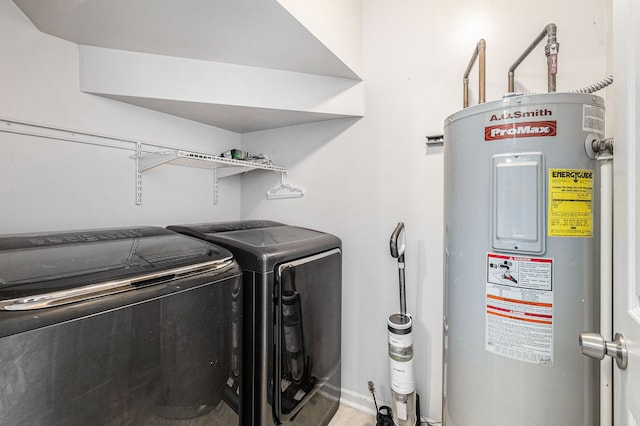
[0,226,242,425]
[167,221,342,426]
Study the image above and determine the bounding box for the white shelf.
[136,150,286,178]
[0,118,292,205]
[134,149,288,205]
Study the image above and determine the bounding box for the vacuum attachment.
[388,222,416,425]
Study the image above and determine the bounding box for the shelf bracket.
[135,143,143,205]
[133,150,180,205]
[425,134,444,147]
[213,168,219,205]
[136,151,179,172]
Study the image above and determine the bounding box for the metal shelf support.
[136,143,143,205]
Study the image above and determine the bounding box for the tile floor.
[328,404,376,426]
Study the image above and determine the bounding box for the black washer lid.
[0,227,232,300]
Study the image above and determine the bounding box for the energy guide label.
[485,253,553,365]
[548,168,593,237]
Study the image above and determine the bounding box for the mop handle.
[398,254,406,315]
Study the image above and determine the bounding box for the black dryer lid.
[168,222,341,272]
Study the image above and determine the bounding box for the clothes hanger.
[266,171,305,199]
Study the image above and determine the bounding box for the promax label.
[485,121,557,141]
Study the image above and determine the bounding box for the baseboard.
[338,388,378,416]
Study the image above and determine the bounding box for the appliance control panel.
[201,220,283,233]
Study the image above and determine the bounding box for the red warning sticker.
[484,120,557,141]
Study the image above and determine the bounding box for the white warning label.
[582,104,605,135]
[486,253,554,365]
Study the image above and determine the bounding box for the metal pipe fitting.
[463,39,486,108]
[544,23,559,92]
[585,135,614,160]
[508,23,559,93]
[592,137,614,157]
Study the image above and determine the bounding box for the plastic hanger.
[266,172,305,199]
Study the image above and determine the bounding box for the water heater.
[443,92,603,425]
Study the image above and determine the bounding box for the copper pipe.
[463,39,486,108]
[508,23,559,93]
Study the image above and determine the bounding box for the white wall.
[0,1,241,234]
[242,0,608,419]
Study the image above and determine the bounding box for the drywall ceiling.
[12,0,359,79]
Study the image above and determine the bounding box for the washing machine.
[0,226,242,425]
[167,221,342,426]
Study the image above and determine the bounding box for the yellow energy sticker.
[548,169,593,237]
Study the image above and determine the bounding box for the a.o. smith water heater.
[443,91,604,425]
